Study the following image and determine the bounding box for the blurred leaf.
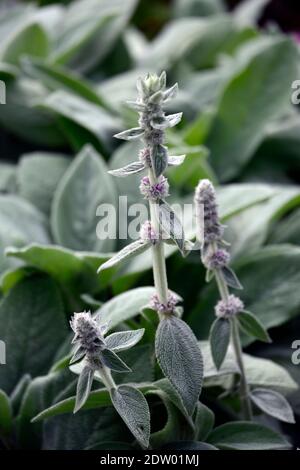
[0,274,68,394]
[226,186,300,258]
[0,389,12,437]
[0,195,50,273]
[18,152,70,215]
[173,0,225,18]
[233,0,270,27]
[0,163,17,193]
[207,421,291,450]
[40,91,120,154]
[95,286,156,330]
[201,341,298,395]
[269,207,300,245]
[5,244,114,297]
[0,78,65,147]
[43,407,131,450]
[51,145,117,252]
[16,368,77,448]
[50,0,138,72]
[0,23,49,65]
[22,58,109,108]
[206,37,298,180]
[139,16,237,70]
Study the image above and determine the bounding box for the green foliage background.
[0,0,300,450]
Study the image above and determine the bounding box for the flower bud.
[70,311,106,364]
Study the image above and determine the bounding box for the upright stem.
[214,269,252,421]
[148,168,169,307]
[99,365,116,390]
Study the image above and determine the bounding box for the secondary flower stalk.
[194,179,270,421]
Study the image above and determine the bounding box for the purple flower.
[140,175,169,200]
[194,179,223,244]
[215,295,244,319]
[70,311,107,360]
[203,248,230,270]
[150,292,179,315]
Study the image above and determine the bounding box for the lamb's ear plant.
[194,180,295,424]
[70,311,150,448]
[100,72,204,417]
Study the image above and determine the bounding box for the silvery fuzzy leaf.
[136,77,148,98]
[238,311,271,343]
[159,71,167,89]
[149,90,163,104]
[209,318,231,370]
[105,329,145,352]
[150,116,169,130]
[101,348,131,373]
[126,101,146,112]
[250,388,295,424]
[151,113,182,130]
[97,240,151,273]
[165,112,183,127]
[111,385,150,448]
[70,345,86,365]
[151,144,168,178]
[74,366,94,413]
[108,161,145,177]
[158,199,185,253]
[168,155,186,166]
[155,316,203,416]
[221,266,243,290]
[163,83,178,102]
[114,127,145,141]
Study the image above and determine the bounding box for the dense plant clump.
[0,0,300,451]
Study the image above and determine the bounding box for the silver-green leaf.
[105,329,145,352]
[101,349,131,373]
[110,385,150,448]
[97,240,150,273]
[74,366,94,413]
[114,127,145,141]
[108,161,145,177]
[209,317,231,370]
[155,316,203,415]
[250,388,295,423]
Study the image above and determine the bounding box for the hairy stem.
[99,365,116,390]
[214,269,252,421]
[148,167,169,307]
